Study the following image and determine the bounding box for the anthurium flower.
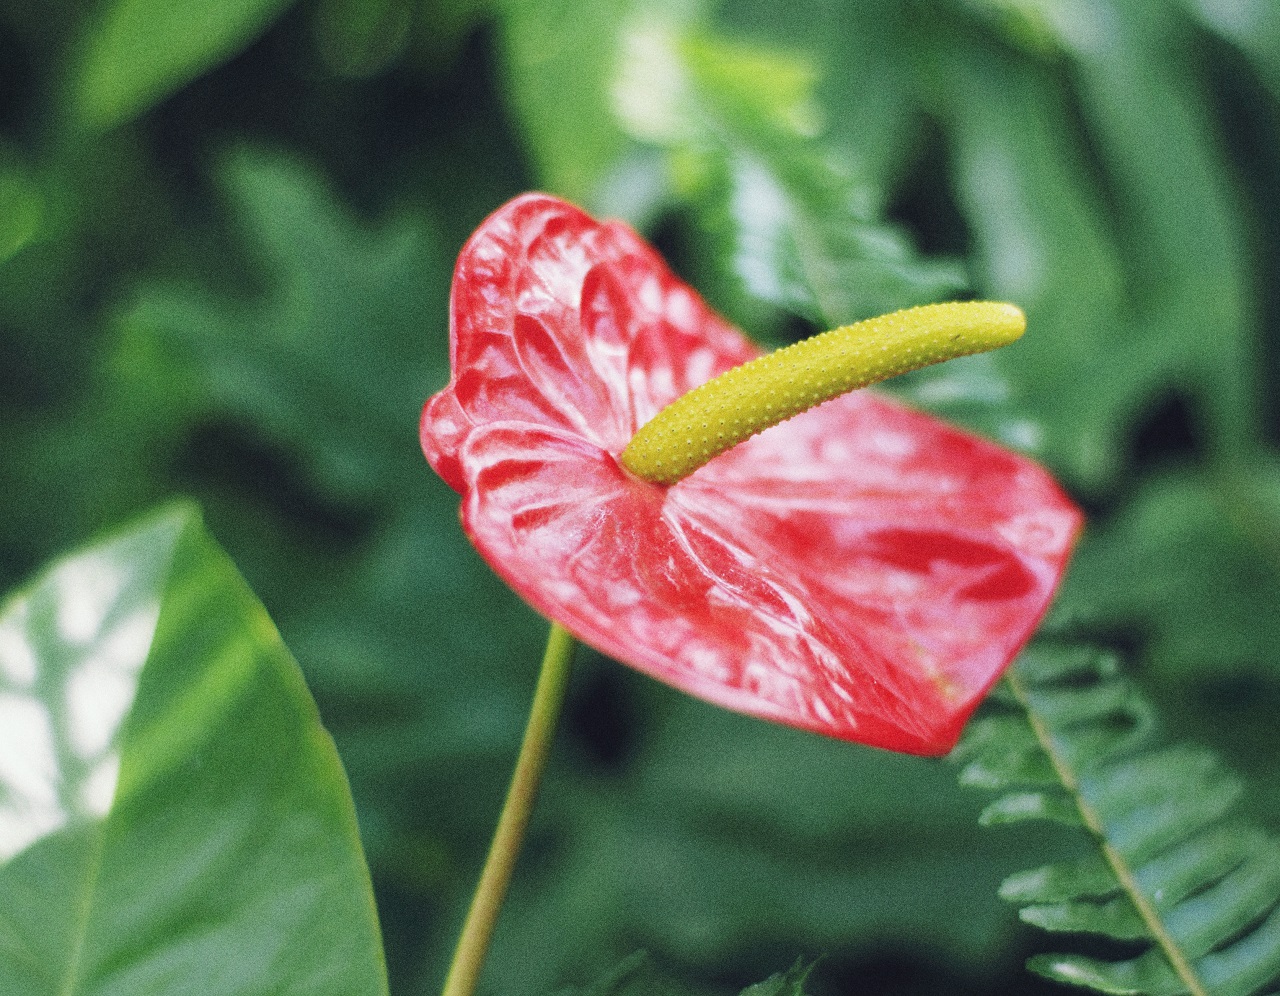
[422,194,1081,756]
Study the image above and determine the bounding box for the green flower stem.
[441,622,577,996]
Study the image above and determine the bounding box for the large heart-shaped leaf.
[0,503,387,995]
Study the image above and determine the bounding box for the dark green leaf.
[1061,463,1280,680]
[69,0,297,130]
[484,685,1079,994]
[713,0,926,194]
[556,952,813,996]
[1181,0,1280,104]
[111,147,446,503]
[556,952,673,996]
[935,6,1256,491]
[738,959,814,996]
[1073,1,1260,456]
[312,0,414,78]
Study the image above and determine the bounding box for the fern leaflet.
[954,640,1280,995]
[558,952,813,996]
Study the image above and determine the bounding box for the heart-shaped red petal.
[422,194,1081,755]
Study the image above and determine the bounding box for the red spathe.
[422,194,1082,756]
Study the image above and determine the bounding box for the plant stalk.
[440,622,576,996]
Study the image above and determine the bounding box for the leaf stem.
[1004,671,1208,996]
[441,622,576,996]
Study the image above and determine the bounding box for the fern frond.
[954,641,1280,995]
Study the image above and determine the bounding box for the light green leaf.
[712,0,925,194]
[999,856,1120,904]
[1027,949,1185,996]
[110,147,446,503]
[70,0,297,130]
[1020,895,1148,940]
[979,790,1083,827]
[614,25,963,334]
[0,503,387,995]
[0,163,42,264]
[493,0,635,200]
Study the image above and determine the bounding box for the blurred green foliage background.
[2,0,1279,992]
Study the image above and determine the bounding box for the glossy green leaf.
[0,504,387,995]
[89,150,550,935]
[69,0,296,130]
[4,2,1280,993]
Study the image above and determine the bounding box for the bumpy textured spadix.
[421,194,1082,756]
[622,302,1026,484]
